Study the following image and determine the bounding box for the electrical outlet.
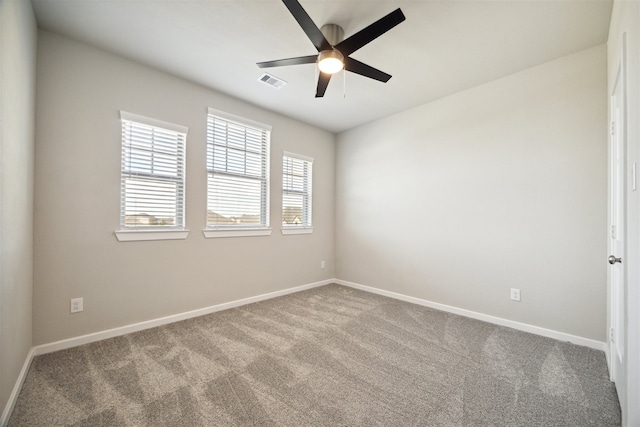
[70,297,84,313]
[321,260,326,269]
[510,288,521,302]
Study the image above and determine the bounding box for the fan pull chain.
[341,69,347,98]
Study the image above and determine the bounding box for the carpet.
[9,284,620,426]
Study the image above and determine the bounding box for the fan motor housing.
[320,24,344,46]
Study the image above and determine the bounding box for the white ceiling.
[31,0,612,133]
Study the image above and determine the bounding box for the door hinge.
[610,328,615,343]
[611,121,616,136]
[611,224,616,240]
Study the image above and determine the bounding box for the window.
[205,108,271,238]
[282,152,313,235]
[116,111,188,242]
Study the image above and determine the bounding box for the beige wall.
[33,31,335,345]
[336,45,608,341]
[0,0,37,415]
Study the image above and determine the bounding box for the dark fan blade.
[283,0,331,52]
[344,57,392,82]
[335,8,405,56]
[315,72,331,97]
[257,55,317,68]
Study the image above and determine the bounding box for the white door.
[609,59,626,408]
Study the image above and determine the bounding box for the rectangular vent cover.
[258,73,287,89]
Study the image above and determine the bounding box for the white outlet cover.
[70,297,84,313]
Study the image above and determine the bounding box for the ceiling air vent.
[258,73,287,89]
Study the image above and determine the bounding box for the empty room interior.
[2,0,639,425]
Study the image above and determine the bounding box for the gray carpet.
[9,284,620,426]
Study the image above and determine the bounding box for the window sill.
[281,227,314,235]
[203,228,273,239]
[115,229,189,242]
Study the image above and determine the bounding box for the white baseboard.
[32,277,607,355]
[0,347,35,427]
[33,279,332,356]
[335,279,607,352]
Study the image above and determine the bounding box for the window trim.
[281,151,314,234]
[202,228,273,239]
[204,108,271,237]
[281,227,313,235]
[115,230,189,242]
[117,111,189,241]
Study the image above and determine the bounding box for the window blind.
[120,112,187,230]
[282,152,313,227]
[206,108,271,228]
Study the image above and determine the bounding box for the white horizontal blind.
[120,112,187,230]
[207,109,270,228]
[282,152,313,227]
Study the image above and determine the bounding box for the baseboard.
[0,347,35,427]
[335,279,607,352]
[36,278,602,355]
[34,279,332,356]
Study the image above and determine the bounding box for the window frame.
[203,108,272,239]
[281,151,314,235]
[115,111,189,242]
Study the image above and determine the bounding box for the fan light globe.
[318,50,344,74]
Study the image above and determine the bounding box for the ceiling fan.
[257,0,406,98]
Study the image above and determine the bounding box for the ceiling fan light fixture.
[318,49,344,74]
[256,1,405,97]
